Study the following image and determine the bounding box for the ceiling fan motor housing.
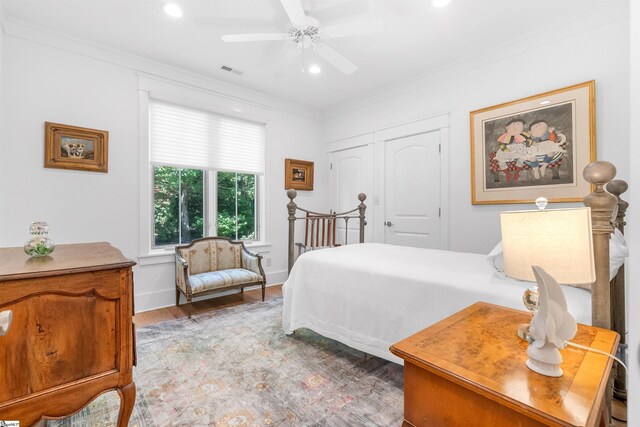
[290,16,320,47]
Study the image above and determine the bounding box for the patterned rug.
[51,298,404,426]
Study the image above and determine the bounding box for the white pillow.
[487,241,505,279]
[610,228,628,280]
[487,230,628,283]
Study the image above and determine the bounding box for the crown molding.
[322,2,628,119]
[1,16,322,121]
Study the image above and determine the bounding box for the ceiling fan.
[221,0,383,75]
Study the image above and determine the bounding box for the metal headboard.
[286,189,366,274]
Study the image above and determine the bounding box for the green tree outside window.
[153,166,256,247]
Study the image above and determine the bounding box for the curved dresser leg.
[117,381,136,427]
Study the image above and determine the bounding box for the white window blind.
[150,100,265,174]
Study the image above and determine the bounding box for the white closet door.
[384,131,441,249]
[329,145,373,245]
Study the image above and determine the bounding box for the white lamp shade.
[500,207,595,284]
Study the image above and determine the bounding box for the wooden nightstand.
[390,302,619,427]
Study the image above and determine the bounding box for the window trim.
[139,89,270,263]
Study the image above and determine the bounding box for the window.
[153,166,204,246]
[149,101,264,248]
[217,172,256,241]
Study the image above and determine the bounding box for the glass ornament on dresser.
[23,221,56,257]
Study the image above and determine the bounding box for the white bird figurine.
[526,266,578,377]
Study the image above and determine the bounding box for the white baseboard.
[134,269,288,314]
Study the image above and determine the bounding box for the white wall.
[322,9,630,255]
[0,7,4,231]
[0,34,326,312]
[626,0,639,423]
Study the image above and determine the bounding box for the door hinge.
[439,144,441,153]
[439,207,441,217]
[330,162,333,170]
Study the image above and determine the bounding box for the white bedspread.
[282,243,591,364]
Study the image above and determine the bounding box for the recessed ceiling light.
[163,3,183,18]
[232,107,243,113]
[432,0,451,7]
[309,65,321,74]
[539,100,551,105]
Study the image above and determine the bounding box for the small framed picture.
[470,81,595,205]
[44,122,109,173]
[285,158,314,191]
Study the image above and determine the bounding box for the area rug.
[51,297,404,426]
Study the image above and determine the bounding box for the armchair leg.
[240,287,244,294]
[175,288,180,307]
[187,296,193,319]
[262,283,265,301]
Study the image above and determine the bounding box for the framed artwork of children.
[44,122,109,173]
[285,158,314,191]
[470,81,595,205]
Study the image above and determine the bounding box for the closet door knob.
[385,221,393,227]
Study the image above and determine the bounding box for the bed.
[282,161,629,399]
[283,243,595,363]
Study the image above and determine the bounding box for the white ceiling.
[1,0,618,110]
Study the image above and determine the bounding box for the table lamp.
[500,204,595,376]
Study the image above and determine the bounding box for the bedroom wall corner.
[321,7,630,256]
[626,0,639,423]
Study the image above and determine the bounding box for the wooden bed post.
[582,161,617,330]
[358,193,367,244]
[287,189,298,275]
[606,179,629,402]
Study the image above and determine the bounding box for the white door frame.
[326,133,376,242]
[326,113,449,249]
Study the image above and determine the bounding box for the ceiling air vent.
[220,65,244,76]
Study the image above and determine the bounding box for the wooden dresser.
[0,242,136,426]
[390,302,618,427]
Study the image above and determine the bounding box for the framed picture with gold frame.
[44,122,109,173]
[470,81,595,205]
[285,158,314,191]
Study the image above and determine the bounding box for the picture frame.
[44,122,109,173]
[470,81,595,205]
[285,158,314,191]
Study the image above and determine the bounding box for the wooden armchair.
[175,237,266,318]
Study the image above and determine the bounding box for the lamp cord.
[566,341,627,372]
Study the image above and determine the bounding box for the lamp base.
[526,342,563,377]
[526,358,563,377]
[517,323,530,342]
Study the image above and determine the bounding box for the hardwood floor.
[133,283,627,426]
[134,284,283,328]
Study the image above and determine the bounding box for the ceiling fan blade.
[311,1,371,22]
[193,17,274,28]
[321,17,384,39]
[271,43,301,78]
[221,33,291,42]
[313,43,357,75]
[280,0,308,28]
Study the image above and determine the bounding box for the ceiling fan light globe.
[309,65,321,74]
[163,3,183,18]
